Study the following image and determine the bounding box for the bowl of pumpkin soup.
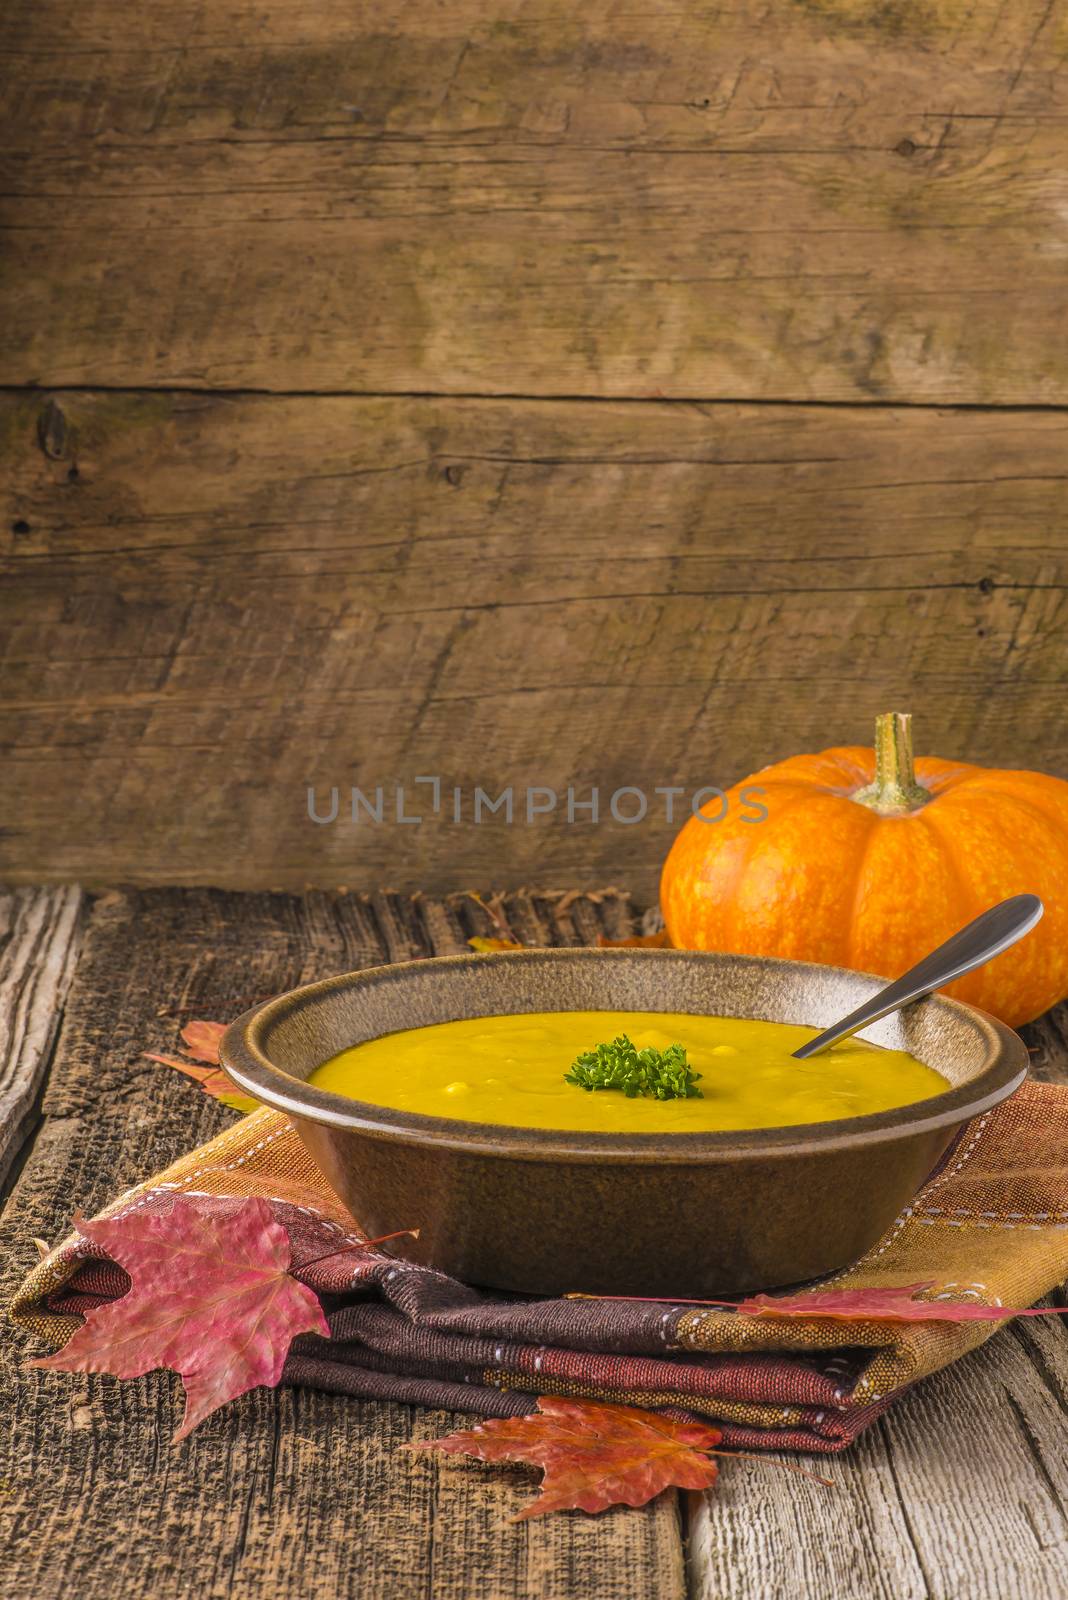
[219,949,1027,1296]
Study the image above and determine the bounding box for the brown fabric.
[11,1079,1068,1454]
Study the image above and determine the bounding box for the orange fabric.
[12,1080,1068,1438]
[676,1079,1068,1406]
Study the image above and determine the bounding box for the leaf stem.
[296,1227,419,1273]
[566,1293,739,1306]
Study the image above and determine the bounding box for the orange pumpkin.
[660,713,1068,1026]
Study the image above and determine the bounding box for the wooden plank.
[687,1315,1068,1600]
[0,886,83,1191]
[868,1317,1068,1600]
[3,389,1067,897]
[1,0,1066,400]
[687,1429,928,1600]
[0,887,689,1600]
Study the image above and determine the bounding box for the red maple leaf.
[145,1019,257,1112]
[30,1196,329,1439]
[586,1284,1068,1324]
[408,1396,724,1517]
[735,1282,1068,1323]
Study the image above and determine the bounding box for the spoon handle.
[791,893,1044,1060]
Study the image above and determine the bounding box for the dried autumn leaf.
[407,1396,722,1518]
[735,1282,1068,1324]
[179,1020,227,1063]
[30,1196,329,1440]
[145,1019,258,1112]
[145,1053,258,1112]
[578,1284,1068,1323]
[465,891,524,950]
[596,929,672,949]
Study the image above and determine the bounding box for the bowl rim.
[219,947,1029,1163]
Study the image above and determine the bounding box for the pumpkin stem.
[853,712,930,816]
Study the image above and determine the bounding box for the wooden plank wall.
[2,0,1067,898]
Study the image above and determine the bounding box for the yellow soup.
[310,1011,949,1133]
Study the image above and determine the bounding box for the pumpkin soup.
[310,1011,948,1133]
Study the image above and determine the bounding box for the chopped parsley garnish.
[564,1034,702,1101]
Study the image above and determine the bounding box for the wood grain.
[870,1317,1068,1600]
[3,389,1066,896]
[0,887,83,1191]
[687,1316,1068,1600]
[2,0,1067,400]
[687,1432,929,1600]
[0,886,693,1600]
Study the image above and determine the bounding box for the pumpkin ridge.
[912,802,987,939]
[730,786,870,961]
[841,802,882,970]
[715,783,812,951]
[918,799,1015,1010]
[917,788,1065,1021]
[911,759,982,796]
[760,749,874,793]
[938,783,1068,898]
[915,760,981,776]
[950,773,1068,834]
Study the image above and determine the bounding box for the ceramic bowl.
[219,948,1027,1297]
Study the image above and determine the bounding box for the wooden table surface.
[2,885,1067,1600]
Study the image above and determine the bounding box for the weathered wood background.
[2,0,1068,896]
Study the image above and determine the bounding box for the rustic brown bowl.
[219,949,1027,1297]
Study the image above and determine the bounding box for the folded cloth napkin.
[12,1079,1068,1453]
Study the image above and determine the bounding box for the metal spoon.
[791,893,1044,1060]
